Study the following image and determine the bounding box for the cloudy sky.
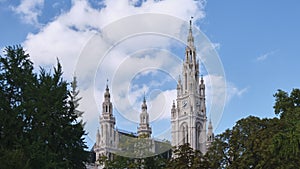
[1,0,300,149]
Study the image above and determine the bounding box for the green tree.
[0,46,88,168]
[205,89,300,169]
[0,45,37,168]
[166,143,206,169]
[70,76,84,119]
[271,89,300,167]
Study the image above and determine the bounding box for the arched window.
[105,124,108,141]
[186,128,188,143]
[196,123,201,149]
[181,123,188,144]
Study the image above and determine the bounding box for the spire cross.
[190,16,194,28]
[106,78,109,90]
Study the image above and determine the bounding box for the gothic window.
[181,123,188,144]
[105,124,108,139]
[196,123,201,150]
[108,153,112,161]
[110,124,112,137]
[182,126,186,144]
[105,105,108,112]
[186,130,188,143]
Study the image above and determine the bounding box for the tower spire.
[142,92,147,110]
[104,79,110,100]
[187,16,194,47]
[171,16,208,153]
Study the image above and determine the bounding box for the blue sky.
[1,0,300,148]
[201,0,300,131]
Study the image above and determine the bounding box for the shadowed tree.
[0,46,88,168]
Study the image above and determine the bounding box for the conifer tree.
[70,76,84,118]
[0,46,88,168]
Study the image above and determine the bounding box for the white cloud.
[148,89,177,121]
[12,0,44,25]
[20,0,245,145]
[256,50,277,62]
[212,42,221,50]
[203,74,248,129]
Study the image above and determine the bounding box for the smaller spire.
[201,75,204,84]
[177,75,182,89]
[96,129,101,145]
[208,116,213,130]
[142,94,147,110]
[172,100,176,108]
[104,79,110,98]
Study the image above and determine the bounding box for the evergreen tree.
[70,76,84,118]
[0,46,88,168]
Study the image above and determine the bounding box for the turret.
[102,82,113,117]
[138,96,152,137]
[206,118,214,148]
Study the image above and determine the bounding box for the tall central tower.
[171,20,207,153]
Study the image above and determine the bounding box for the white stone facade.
[94,85,119,163]
[171,20,213,153]
[94,20,214,166]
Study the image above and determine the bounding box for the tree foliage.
[96,89,300,168]
[164,143,210,169]
[205,89,300,169]
[0,46,88,168]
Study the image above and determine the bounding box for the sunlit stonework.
[171,19,214,153]
[93,20,214,168]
